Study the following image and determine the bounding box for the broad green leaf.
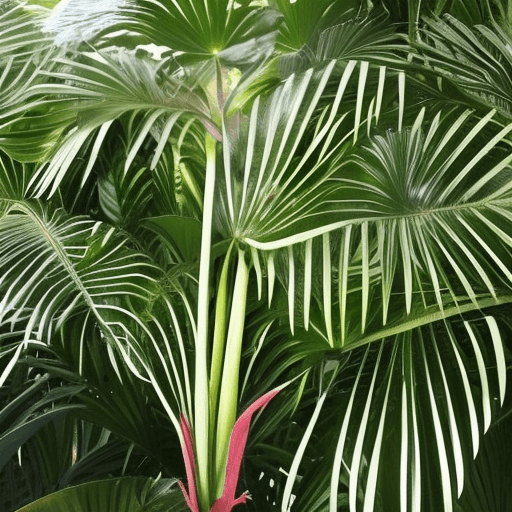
[143,216,202,263]
[15,477,188,512]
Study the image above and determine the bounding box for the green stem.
[214,248,250,498]
[408,0,421,42]
[215,55,226,112]
[195,133,217,511]
[209,243,234,467]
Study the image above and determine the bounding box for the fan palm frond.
[415,15,512,121]
[1,47,214,194]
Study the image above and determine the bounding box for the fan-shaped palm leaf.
[42,0,282,64]
[415,15,512,121]
[243,106,512,337]
[3,2,512,512]
[209,62,512,511]
[1,47,214,193]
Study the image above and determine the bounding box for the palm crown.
[1,0,512,511]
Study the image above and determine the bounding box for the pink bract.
[179,387,281,512]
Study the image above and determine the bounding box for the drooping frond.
[415,15,512,121]
[280,315,508,512]
[0,202,156,340]
[243,108,512,341]
[1,48,213,194]
[0,199,197,432]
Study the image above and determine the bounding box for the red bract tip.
[178,388,281,512]
[210,387,281,512]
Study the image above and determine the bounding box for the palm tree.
[1,0,511,511]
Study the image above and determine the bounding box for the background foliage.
[1,0,512,511]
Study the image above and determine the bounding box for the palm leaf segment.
[0,193,195,437]
[0,47,214,193]
[0,199,147,352]
[41,0,281,60]
[211,54,512,511]
[415,14,512,121]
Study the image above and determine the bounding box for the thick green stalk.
[209,243,234,455]
[214,248,250,498]
[195,133,217,511]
